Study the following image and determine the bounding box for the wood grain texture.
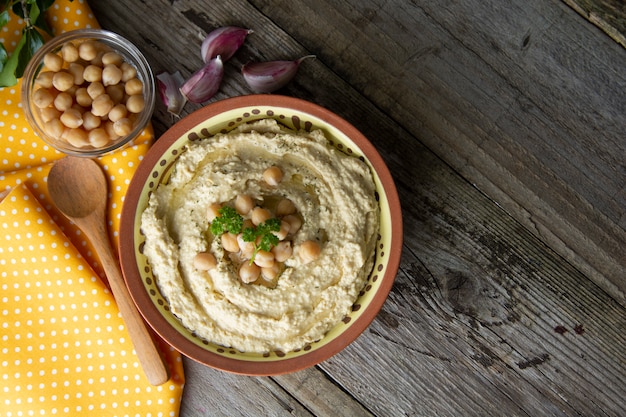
[249,0,626,305]
[86,0,626,415]
[562,0,626,47]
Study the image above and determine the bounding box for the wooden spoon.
[47,156,170,386]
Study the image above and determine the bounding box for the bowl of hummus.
[119,95,402,375]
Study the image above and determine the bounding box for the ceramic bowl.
[21,29,155,157]
[119,95,402,375]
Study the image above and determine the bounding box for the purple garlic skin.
[180,56,224,103]
[201,26,252,63]
[242,55,314,93]
[157,71,186,117]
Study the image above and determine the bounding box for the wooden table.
[87,0,625,415]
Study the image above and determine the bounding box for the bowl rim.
[119,94,402,375]
[21,28,156,157]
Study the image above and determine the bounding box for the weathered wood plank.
[272,367,375,416]
[249,0,626,306]
[562,0,626,47]
[87,0,626,416]
[179,359,314,416]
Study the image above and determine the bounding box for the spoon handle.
[85,213,171,386]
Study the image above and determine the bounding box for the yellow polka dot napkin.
[0,1,185,416]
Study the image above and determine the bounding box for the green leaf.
[210,206,243,236]
[36,0,56,10]
[33,0,53,36]
[15,26,43,78]
[257,233,279,252]
[243,217,281,264]
[0,31,25,87]
[0,43,7,72]
[11,0,28,19]
[0,10,10,29]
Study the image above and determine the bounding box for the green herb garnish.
[242,217,281,264]
[210,206,243,235]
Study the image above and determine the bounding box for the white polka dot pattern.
[0,1,184,415]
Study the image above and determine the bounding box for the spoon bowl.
[47,156,170,386]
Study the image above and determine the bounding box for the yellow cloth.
[0,1,185,416]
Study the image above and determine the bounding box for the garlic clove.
[156,71,187,117]
[201,26,252,63]
[241,55,314,93]
[180,56,224,103]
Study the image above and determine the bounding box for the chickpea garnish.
[263,165,283,186]
[299,240,321,264]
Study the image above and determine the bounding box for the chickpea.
[254,250,275,268]
[75,87,92,107]
[83,64,102,83]
[283,214,302,235]
[35,71,54,88]
[106,84,125,104]
[103,121,120,140]
[221,232,239,253]
[239,262,261,284]
[40,107,61,123]
[101,51,123,66]
[78,40,99,61]
[271,220,290,240]
[124,77,143,96]
[206,202,222,223]
[91,94,114,117]
[65,84,79,97]
[272,241,293,263]
[44,118,65,139]
[60,108,83,129]
[61,42,79,63]
[68,62,85,85]
[32,88,55,108]
[108,104,128,122]
[263,166,283,186]
[125,94,145,113]
[120,62,137,82]
[82,111,101,130]
[299,240,321,264]
[250,207,271,226]
[235,194,254,215]
[238,242,255,261]
[43,52,63,72]
[87,81,105,99]
[261,263,281,281]
[90,50,106,67]
[53,92,74,112]
[64,128,89,148]
[51,71,75,92]
[102,64,123,86]
[276,198,296,216]
[193,252,217,271]
[113,118,133,136]
[88,128,110,148]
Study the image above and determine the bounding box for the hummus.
[141,119,379,353]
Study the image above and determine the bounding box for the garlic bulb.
[242,55,314,93]
[180,56,224,103]
[156,71,186,117]
[201,26,252,63]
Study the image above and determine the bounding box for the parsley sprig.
[210,205,282,264]
[242,217,281,264]
[210,206,243,235]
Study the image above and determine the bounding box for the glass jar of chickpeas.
[21,29,155,157]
